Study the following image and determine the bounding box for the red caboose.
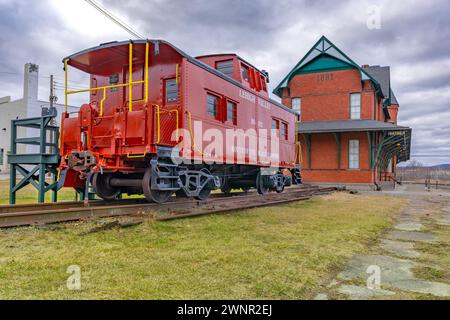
[59,40,301,202]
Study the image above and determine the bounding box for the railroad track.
[0,186,339,228]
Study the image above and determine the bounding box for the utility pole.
[49,75,57,154]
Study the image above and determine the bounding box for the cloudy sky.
[0,0,449,165]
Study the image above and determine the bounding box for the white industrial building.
[0,63,78,173]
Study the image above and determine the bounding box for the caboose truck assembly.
[58,40,301,203]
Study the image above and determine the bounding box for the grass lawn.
[0,180,145,205]
[0,180,77,205]
[0,192,406,299]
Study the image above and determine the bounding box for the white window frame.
[350,93,361,120]
[348,139,360,169]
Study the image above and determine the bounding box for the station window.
[292,97,301,115]
[348,139,360,169]
[281,122,288,140]
[216,60,234,78]
[241,64,249,82]
[350,93,361,119]
[207,94,219,118]
[165,79,178,103]
[0,148,3,166]
[227,101,237,125]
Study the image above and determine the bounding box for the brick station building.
[274,36,411,188]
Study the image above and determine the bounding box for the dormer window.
[216,60,234,78]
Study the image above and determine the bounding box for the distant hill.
[398,163,450,170]
[429,164,450,169]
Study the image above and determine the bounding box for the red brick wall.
[387,105,399,124]
[300,132,374,183]
[302,169,373,183]
[283,68,397,184]
[282,69,377,122]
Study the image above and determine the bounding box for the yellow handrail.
[299,141,303,163]
[187,111,196,149]
[127,152,148,159]
[294,121,300,164]
[175,63,179,84]
[129,42,133,112]
[64,40,149,115]
[64,59,68,113]
[154,104,161,144]
[145,42,149,104]
[100,87,107,116]
[187,111,204,156]
[66,81,144,95]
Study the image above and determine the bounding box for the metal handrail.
[64,41,150,116]
[153,105,180,145]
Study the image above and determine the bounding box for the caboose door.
[122,64,147,146]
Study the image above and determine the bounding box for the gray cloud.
[0,0,449,165]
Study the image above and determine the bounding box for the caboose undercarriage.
[61,147,301,203]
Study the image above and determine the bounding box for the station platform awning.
[297,120,411,170]
[297,119,410,134]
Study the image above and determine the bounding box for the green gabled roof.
[273,36,382,98]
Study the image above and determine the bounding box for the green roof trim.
[273,36,383,98]
[295,54,354,74]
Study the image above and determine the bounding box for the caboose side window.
[227,101,237,125]
[272,119,279,130]
[207,94,219,118]
[260,75,267,92]
[165,79,178,103]
[216,60,234,78]
[241,64,249,82]
[281,122,288,140]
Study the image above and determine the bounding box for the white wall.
[0,97,27,173]
[0,63,78,173]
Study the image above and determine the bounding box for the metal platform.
[8,112,60,204]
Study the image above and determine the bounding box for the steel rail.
[0,186,322,214]
[0,186,337,228]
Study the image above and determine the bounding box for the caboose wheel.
[92,173,120,201]
[256,172,269,195]
[275,184,285,193]
[221,184,232,194]
[143,168,173,204]
[275,175,285,193]
[195,169,212,201]
[219,176,232,194]
[175,189,188,198]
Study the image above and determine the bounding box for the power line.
[0,71,89,88]
[84,0,144,39]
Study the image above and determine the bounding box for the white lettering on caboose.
[239,89,256,103]
[257,98,271,110]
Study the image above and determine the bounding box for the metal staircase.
[8,108,60,204]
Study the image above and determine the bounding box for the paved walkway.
[315,184,450,300]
